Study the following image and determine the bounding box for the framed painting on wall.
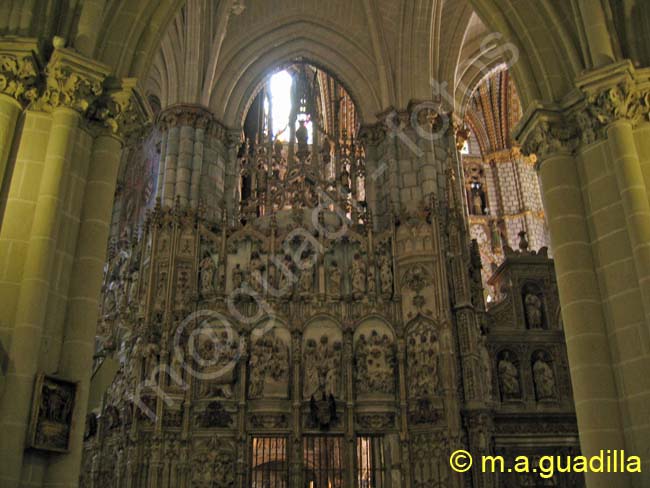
[27,373,78,453]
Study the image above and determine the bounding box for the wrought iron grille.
[250,436,289,488]
[303,435,345,488]
[356,436,385,488]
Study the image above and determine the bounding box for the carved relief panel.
[354,322,396,398]
[248,325,290,399]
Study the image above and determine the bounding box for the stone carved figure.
[328,260,342,297]
[128,270,139,306]
[303,334,342,399]
[249,251,264,294]
[478,333,493,399]
[367,260,377,294]
[155,271,167,309]
[532,352,556,401]
[196,330,239,399]
[169,344,184,386]
[231,263,244,290]
[472,190,484,215]
[355,330,395,395]
[129,337,145,384]
[524,293,543,329]
[351,253,366,297]
[298,252,314,295]
[497,351,521,400]
[249,332,289,399]
[199,254,216,296]
[407,328,440,398]
[277,255,295,297]
[143,343,160,386]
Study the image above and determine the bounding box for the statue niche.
[355,328,396,397]
[248,329,290,399]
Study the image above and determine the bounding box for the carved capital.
[90,78,152,139]
[358,122,386,146]
[0,38,41,106]
[572,80,650,146]
[31,47,110,114]
[520,117,578,160]
[157,104,213,130]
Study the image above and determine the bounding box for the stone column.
[521,114,629,488]
[608,119,650,326]
[0,107,81,487]
[156,105,225,219]
[0,39,40,191]
[43,131,124,486]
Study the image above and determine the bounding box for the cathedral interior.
[0,1,649,487]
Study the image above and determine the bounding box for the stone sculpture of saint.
[379,253,393,296]
[231,263,244,291]
[351,253,366,297]
[533,353,556,400]
[328,260,341,297]
[199,254,216,296]
[249,252,264,294]
[525,293,543,328]
[497,351,520,400]
[478,334,493,399]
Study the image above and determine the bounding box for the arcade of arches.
[0,1,649,487]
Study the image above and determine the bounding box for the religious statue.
[532,352,556,400]
[472,190,483,215]
[277,255,294,297]
[255,162,267,197]
[407,329,440,398]
[478,333,493,399]
[524,293,543,329]
[320,136,332,165]
[199,254,216,296]
[379,253,393,297]
[367,260,377,295]
[298,252,314,295]
[351,253,366,297]
[249,251,264,294]
[128,270,139,306]
[303,335,342,399]
[328,260,342,297]
[340,166,351,193]
[155,273,167,309]
[129,337,145,384]
[102,286,117,317]
[197,330,239,399]
[169,344,184,386]
[296,120,309,158]
[231,263,244,290]
[497,351,520,400]
[143,343,160,387]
